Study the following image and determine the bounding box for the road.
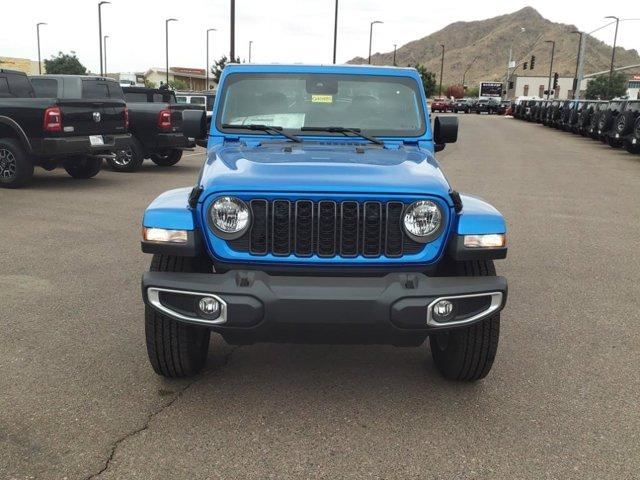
[1,115,639,479]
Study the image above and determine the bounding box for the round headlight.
[403,200,442,242]
[209,196,250,238]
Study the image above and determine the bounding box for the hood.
[199,141,452,201]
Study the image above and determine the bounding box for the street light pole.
[36,22,46,75]
[230,0,235,61]
[368,20,383,65]
[571,31,583,99]
[165,18,178,86]
[248,40,253,63]
[605,16,620,99]
[462,55,478,88]
[393,44,397,66]
[206,28,216,90]
[103,35,109,75]
[332,0,338,63]
[545,40,556,100]
[438,44,445,97]
[98,1,110,76]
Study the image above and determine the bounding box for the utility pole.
[165,18,178,85]
[206,28,216,90]
[230,0,236,61]
[462,55,478,88]
[605,16,620,99]
[332,0,338,63]
[545,40,556,100]
[368,20,383,65]
[393,44,397,66]
[248,40,253,63]
[36,22,46,75]
[103,35,109,75]
[438,44,445,97]
[98,2,110,76]
[575,33,587,100]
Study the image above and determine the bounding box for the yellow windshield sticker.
[311,94,333,103]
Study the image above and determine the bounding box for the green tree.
[211,55,242,84]
[464,86,479,97]
[168,79,188,91]
[586,72,628,100]
[144,78,157,89]
[43,51,87,75]
[409,64,437,98]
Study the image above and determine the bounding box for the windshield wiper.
[221,123,301,143]
[300,126,384,146]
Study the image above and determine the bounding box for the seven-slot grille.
[228,199,426,258]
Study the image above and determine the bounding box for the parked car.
[624,115,640,154]
[105,86,196,172]
[497,100,511,116]
[588,101,609,139]
[535,100,550,123]
[475,98,499,114]
[176,91,216,127]
[1,70,130,188]
[577,101,601,136]
[452,98,471,113]
[606,100,639,148]
[558,100,577,131]
[140,64,508,382]
[544,100,562,127]
[596,99,626,143]
[431,97,452,113]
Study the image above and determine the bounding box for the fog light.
[198,297,220,317]
[433,299,454,319]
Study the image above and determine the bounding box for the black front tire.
[145,254,211,378]
[64,156,102,179]
[150,149,183,167]
[107,137,145,172]
[430,259,501,381]
[0,138,33,188]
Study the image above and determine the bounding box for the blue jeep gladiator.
[140,64,508,381]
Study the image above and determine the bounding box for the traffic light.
[530,55,536,69]
[553,72,559,90]
[523,62,528,70]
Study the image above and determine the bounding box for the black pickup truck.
[105,87,195,172]
[0,70,130,188]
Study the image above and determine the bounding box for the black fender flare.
[0,116,32,153]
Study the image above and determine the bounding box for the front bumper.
[37,133,131,156]
[142,271,507,345]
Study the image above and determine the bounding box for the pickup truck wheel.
[145,254,211,377]
[430,259,500,381]
[63,156,102,179]
[107,138,145,172]
[0,139,33,189]
[150,149,183,167]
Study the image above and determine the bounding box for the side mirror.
[182,109,207,141]
[433,116,458,152]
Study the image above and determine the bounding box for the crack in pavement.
[84,345,240,480]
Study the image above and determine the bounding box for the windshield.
[218,73,425,137]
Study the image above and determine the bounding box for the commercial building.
[507,72,640,100]
[143,67,212,90]
[0,56,42,74]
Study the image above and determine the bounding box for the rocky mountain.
[348,7,640,87]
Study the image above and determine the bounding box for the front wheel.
[63,156,102,179]
[145,254,211,377]
[430,259,500,381]
[150,149,183,167]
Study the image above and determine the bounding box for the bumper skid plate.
[142,271,507,345]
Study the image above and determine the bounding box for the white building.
[507,73,640,100]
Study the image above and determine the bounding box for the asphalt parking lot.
[2,114,639,479]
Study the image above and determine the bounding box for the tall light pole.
[462,55,479,88]
[165,18,178,86]
[98,1,110,76]
[248,40,253,63]
[545,40,556,100]
[605,16,620,99]
[230,0,236,61]
[103,35,109,75]
[570,31,583,99]
[332,0,339,63]
[506,27,525,99]
[393,44,397,66]
[438,44,445,97]
[368,20,383,65]
[206,28,216,91]
[36,22,46,75]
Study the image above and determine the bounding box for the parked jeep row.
[433,98,511,115]
[512,97,640,155]
[0,70,204,188]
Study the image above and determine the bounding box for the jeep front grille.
[228,199,425,258]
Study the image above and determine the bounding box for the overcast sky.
[1,0,638,73]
